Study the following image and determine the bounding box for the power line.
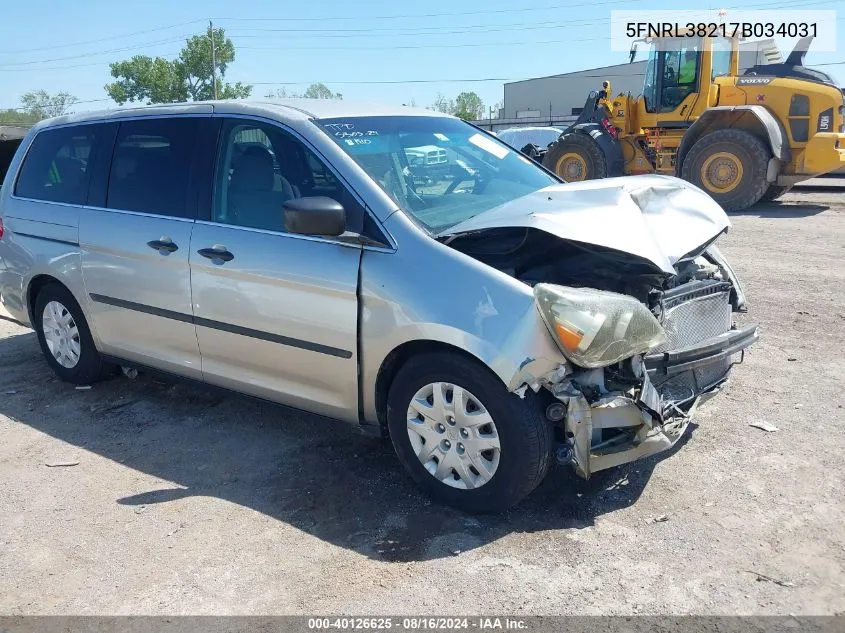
[0,38,186,68]
[0,0,839,76]
[213,0,640,23]
[0,55,182,73]
[0,97,113,111]
[252,73,647,86]
[0,20,203,55]
[1,0,837,69]
[219,0,840,37]
[226,20,594,39]
[237,34,626,52]
[0,38,187,68]
[226,18,587,34]
[214,0,837,23]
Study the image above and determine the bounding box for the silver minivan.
[0,100,758,512]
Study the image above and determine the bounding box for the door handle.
[147,238,179,254]
[197,246,235,263]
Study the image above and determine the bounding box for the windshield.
[317,116,558,233]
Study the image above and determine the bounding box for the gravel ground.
[1,189,843,615]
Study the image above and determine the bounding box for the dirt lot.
[1,188,844,615]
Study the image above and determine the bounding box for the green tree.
[0,110,40,126]
[0,90,78,128]
[105,27,252,105]
[453,91,484,121]
[430,93,454,114]
[264,88,292,99]
[302,83,342,99]
[264,84,342,100]
[19,90,78,119]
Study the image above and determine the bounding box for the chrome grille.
[651,282,734,402]
[652,291,732,353]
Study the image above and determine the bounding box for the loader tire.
[543,132,607,182]
[681,129,770,212]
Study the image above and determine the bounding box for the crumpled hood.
[439,175,730,274]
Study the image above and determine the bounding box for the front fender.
[678,105,789,172]
[359,211,567,424]
[572,123,624,177]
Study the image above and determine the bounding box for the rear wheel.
[386,352,553,513]
[543,132,607,182]
[34,283,110,384]
[681,129,770,211]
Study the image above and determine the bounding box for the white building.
[478,40,782,131]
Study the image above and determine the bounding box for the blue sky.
[1,0,843,114]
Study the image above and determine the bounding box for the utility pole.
[209,20,218,100]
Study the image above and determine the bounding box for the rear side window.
[15,125,101,204]
[106,118,200,218]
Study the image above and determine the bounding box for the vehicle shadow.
[733,201,829,218]
[0,330,693,563]
[0,312,26,327]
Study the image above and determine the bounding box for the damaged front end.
[539,258,757,478]
[534,267,757,478]
[442,177,759,477]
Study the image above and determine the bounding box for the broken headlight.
[534,284,667,369]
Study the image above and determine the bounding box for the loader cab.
[640,35,739,124]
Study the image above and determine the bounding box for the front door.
[80,116,211,378]
[189,118,362,421]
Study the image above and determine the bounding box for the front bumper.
[555,323,759,478]
[645,323,759,402]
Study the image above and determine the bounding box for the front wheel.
[386,352,553,512]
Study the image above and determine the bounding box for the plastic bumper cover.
[560,323,759,478]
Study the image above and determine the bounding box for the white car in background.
[496,126,564,151]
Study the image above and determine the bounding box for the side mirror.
[283,197,346,236]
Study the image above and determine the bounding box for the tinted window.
[106,118,199,218]
[214,119,366,233]
[15,125,101,204]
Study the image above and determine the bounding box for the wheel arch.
[25,273,100,348]
[373,340,502,436]
[26,274,66,326]
[678,106,789,174]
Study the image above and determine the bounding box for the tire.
[543,131,607,182]
[386,352,553,513]
[681,129,771,211]
[33,282,110,385]
[759,184,790,203]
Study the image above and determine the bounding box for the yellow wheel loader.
[542,34,845,210]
